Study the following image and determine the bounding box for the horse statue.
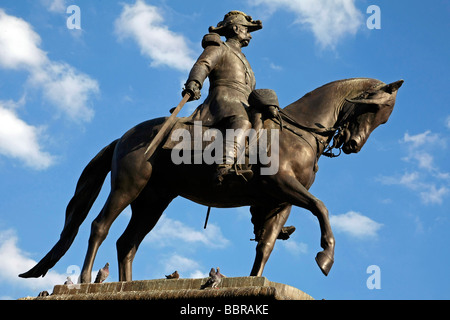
[19,77,403,283]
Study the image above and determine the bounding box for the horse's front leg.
[268,174,335,276]
[249,204,291,276]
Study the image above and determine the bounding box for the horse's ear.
[380,80,404,94]
[346,79,404,105]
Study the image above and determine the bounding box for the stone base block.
[21,277,314,301]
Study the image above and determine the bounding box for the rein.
[276,100,356,159]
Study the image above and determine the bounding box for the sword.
[144,92,191,160]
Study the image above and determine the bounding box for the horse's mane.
[279,78,386,130]
[284,78,385,111]
[319,77,386,95]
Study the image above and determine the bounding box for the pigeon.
[208,267,215,278]
[94,262,109,283]
[64,276,73,285]
[165,270,180,279]
[215,267,226,279]
[200,267,222,289]
[37,290,49,297]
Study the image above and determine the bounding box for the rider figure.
[184,11,294,241]
[182,10,262,184]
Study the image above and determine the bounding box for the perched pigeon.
[215,267,226,279]
[200,267,222,289]
[165,270,180,279]
[37,290,49,297]
[94,262,109,283]
[64,276,73,285]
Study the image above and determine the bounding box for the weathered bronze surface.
[183,11,263,183]
[18,11,403,284]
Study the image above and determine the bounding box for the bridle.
[275,99,358,159]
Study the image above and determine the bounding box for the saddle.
[162,115,277,165]
[162,89,281,182]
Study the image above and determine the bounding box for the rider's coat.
[186,33,256,126]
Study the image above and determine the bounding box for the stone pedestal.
[22,277,314,300]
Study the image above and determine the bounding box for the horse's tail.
[19,139,119,279]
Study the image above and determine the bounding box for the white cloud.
[379,171,449,205]
[0,10,47,69]
[402,130,440,149]
[29,62,98,122]
[270,63,283,71]
[420,185,449,205]
[379,171,419,188]
[161,254,199,272]
[281,239,308,255]
[382,130,450,204]
[144,216,230,248]
[446,116,450,129]
[41,0,67,13]
[0,9,99,122]
[0,229,66,295]
[159,254,207,278]
[189,269,209,279]
[330,211,382,239]
[413,153,434,171]
[115,0,196,71]
[401,131,442,172]
[0,102,54,169]
[250,0,363,48]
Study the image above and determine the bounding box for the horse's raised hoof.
[315,251,334,276]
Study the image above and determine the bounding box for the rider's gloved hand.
[182,81,201,101]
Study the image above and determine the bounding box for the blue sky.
[0,0,449,300]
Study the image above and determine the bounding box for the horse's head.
[337,80,404,154]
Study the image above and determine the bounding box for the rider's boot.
[277,226,296,240]
[214,121,253,185]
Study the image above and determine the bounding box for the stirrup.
[214,164,253,185]
[230,162,253,182]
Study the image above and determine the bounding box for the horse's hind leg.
[116,187,175,281]
[79,186,143,283]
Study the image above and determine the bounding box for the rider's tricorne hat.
[209,11,262,36]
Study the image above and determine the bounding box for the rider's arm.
[182,34,223,101]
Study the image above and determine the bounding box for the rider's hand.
[182,81,201,101]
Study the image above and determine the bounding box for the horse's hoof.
[315,251,334,276]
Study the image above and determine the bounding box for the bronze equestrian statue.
[19,11,403,283]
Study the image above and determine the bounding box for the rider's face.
[234,25,252,47]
